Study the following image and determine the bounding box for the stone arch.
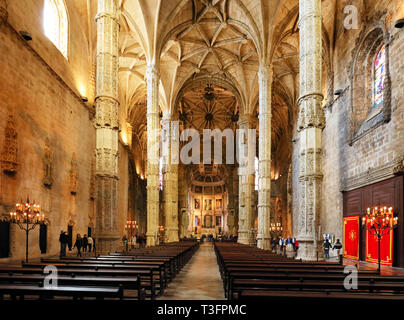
[349,25,392,143]
[174,74,244,116]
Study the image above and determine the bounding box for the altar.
[200,228,217,237]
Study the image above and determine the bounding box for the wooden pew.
[237,290,404,301]
[23,262,165,297]
[0,273,144,300]
[213,242,404,301]
[0,283,123,300]
[0,267,157,300]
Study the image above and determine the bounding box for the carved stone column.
[146,65,160,247]
[297,0,325,260]
[94,0,120,253]
[237,114,256,246]
[0,0,7,26]
[257,65,273,250]
[162,116,179,243]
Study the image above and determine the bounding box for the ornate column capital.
[146,64,160,80]
[95,0,119,23]
[258,64,273,82]
[237,114,256,128]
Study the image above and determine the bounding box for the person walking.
[294,240,299,258]
[59,230,68,258]
[323,239,332,259]
[271,238,277,252]
[87,235,93,253]
[82,234,88,253]
[73,234,83,257]
[333,239,343,263]
[286,236,294,257]
[279,236,285,256]
[122,235,128,251]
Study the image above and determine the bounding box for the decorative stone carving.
[257,65,273,250]
[297,0,324,261]
[1,115,18,175]
[393,156,404,175]
[162,118,179,243]
[237,115,255,246]
[341,153,404,191]
[43,138,53,188]
[94,0,120,253]
[227,209,235,229]
[89,159,96,200]
[146,64,161,247]
[348,14,392,143]
[69,153,78,195]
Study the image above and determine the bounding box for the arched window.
[43,0,68,58]
[373,44,386,106]
[349,27,391,143]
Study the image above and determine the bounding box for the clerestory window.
[43,0,68,58]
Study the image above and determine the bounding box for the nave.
[158,243,224,300]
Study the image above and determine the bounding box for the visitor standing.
[122,235,128,251]
[333,239,343,263]
[82,234,88,252]
[323,239,332,259]
[73,234,83,257]
[294,240,299,258]
[59,230,68,258]
[87,235,93,252]
[279,236,285,256]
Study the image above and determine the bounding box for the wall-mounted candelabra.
[9,197,46,262]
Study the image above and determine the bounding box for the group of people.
[122,233,147,251]
[271,236,300,257]
[323,238,343,260]
[59,231,95,258]
[272,236,343,261]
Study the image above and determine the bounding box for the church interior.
[0,0,404,304]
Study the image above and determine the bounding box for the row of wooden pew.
[214,242,404,301]
[0,241,199,300]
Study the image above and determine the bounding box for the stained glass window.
[373,45,385,106]
[43,0,68,58]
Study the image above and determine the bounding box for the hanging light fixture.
[204,84,215,101]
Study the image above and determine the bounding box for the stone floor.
[158,243,225,300]
[344,258,404,275]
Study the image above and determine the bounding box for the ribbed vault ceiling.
[111,0,335,176]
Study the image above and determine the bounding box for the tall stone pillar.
[146,65,160,247]
[257,65,273,250]
[297,0,325,260]
[162,116,179,243]
[94,0,120,253]
[237,114,256,246]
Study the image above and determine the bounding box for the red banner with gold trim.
[343,216,359,260]
[366,222,393,266]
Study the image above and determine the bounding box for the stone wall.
[293,0,404,258]
[0,1,95,261]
